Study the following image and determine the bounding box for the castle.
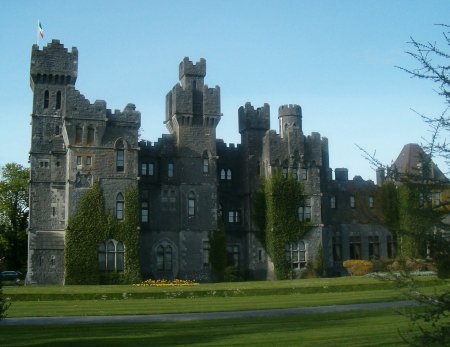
[26,40,396,284]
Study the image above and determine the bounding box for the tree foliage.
[65,182,140,284]
[0,163,29,271]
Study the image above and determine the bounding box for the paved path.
[0,300,416,326]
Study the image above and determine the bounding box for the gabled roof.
[391,143,447,181]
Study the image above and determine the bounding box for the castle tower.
[27,40,78,284]
[278,104,302,138]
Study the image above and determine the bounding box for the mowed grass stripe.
[0,309,410,347]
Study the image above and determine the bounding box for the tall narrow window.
[349,233,361,259]
[203,158,209,173]
[331,196,336,209]
[332,231,342,261]
[116,140,124,172]
[298,198,311,222]
[156,245,173,271]
[44,90,49,109]
[168,163,174,178]
[227,244,240,267]
[227,169,232,180]
[282,166,288,178]
[387,235,396,258]
[434,191,441,207]
[141,202,149,223]
[220,169,226,180]
[116,242,124,272]
[75,126,83,144]
[188,192,195,216]
[368,196,374,209]
[350,195,356,208]
[56,91,61,109]
[141,163,148,176]
[300,168,307,180]
[116,193,124,220]
[368,234,380,259]
[106,240,115,271]
[203,240,210,266]
[87,127,94,145]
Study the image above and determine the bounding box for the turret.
[238,102,270,134]
[278,104,302,138]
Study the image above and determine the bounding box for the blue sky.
[1,0,449,180]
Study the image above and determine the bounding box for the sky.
[1,0,449,181]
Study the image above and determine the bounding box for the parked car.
[0,271,23,284]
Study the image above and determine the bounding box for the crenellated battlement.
[278,104,302,118]
[30,39,78,87]
[238,102,270,134]
[179,57,206,79]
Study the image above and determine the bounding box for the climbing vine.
[65,182,140,284]
[264,171,305,279]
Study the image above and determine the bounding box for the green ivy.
[265,171,305,279]
[65,183,140,284]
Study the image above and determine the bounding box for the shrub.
[223,266,240,282]
[343,260,374,276]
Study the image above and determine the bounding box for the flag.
[38,20,44,39]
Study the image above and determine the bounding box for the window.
[286,241,306,269]
[282,167,288,178]
[116,140,124,172]
[332,231,342,261]
[76,156,82,165]
[228,210,240,223]
[203,158,209,173]
[331,196,336,209]
[141,201,149,223]
[54,125,61,135]
[87,127,94,145]
[168,163,174,177]
[226,169,232,180]
[141,163,148,176]
[387,235,396,259]
[203,240,210,266]
[44,90,49,109]
[75,126,83,144]
[86,156,92,165]
[116,193,124,220]
[148,163,154,176]
[368,234,380,259]
[349,233,361,259]
[292,168,298,180]
[56,91,61,109]
[156,245,172,271]
[350,195,356,208]
[98,240,125,272]
[368,196,374,209]
[220,169,226,180]
[434,191,441,207]
[227,244,240,267]
[188,192,195,216]
[300,168,307,180]
[298,198,311,222]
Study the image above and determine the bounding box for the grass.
[0,309,412,346]
[2,276,444,346]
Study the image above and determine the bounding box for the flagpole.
[36,19,39,46]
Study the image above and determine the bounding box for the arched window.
[141,201,149,223]
[44,90,49,109]
[202,151,209,173]
[220,169,226,180]
[188,192,195,216]
[156,245,173,271]
[227,169,232,180]
[56,91,61,109]
[87,127,95,145]
[116,193,124,220]
[98,240,125,272]
[116,140,124,172]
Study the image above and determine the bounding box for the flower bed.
[133,279,199,287]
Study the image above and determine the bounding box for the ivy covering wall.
[264,172,305,279]
[65,182,140,284]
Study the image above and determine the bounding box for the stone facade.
[26,40,394,284]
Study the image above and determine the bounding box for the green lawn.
[1,276,447,346]
[0,309,411,347]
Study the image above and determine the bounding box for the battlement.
[278,104,302,118]
[203,85,221,116]
[31,39,78,85]
[238,102,270,134]
[179,57,206,79]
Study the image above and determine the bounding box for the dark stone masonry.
[26,40,394,284]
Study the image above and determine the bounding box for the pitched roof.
[391,143,447,181]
